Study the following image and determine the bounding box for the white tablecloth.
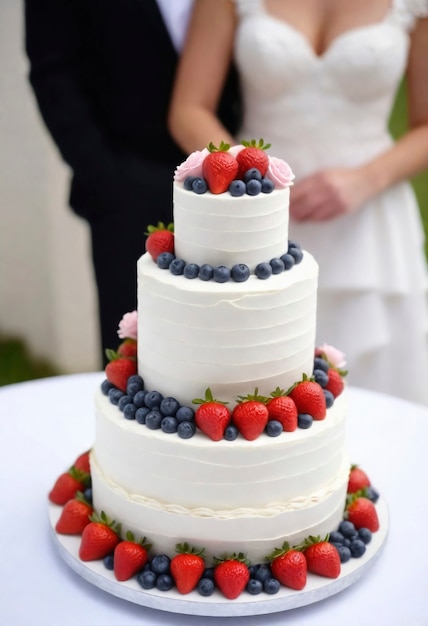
[1,372,427,626]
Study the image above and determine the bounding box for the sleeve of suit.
[24,0,173,215]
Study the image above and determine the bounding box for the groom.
[24,0,241,358]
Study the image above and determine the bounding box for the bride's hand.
[289,167,370,221]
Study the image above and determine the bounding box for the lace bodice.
[233,0,428,177]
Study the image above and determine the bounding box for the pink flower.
[266,156,295,188]
[174,148,209,182]
[316,343,346,369]
[117,311,138,340]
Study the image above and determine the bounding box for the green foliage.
[0,334,60,386]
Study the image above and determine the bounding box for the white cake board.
[48,498,388,617]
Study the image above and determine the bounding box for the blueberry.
[246,579,263,595]
[145,390,164,409]
[349,539,366,558]
[170,258,186,275]
[123,403,137,420]
[183,263,200,279]
[314,368,329,388]
[214,265,231,283]
[198,577,215,596]
[127,380,143,398]
[135,406,150,424]
[151,554,171,575]
[298,413,313,429]
[202,567,215,580]
[231,263,250,282]
[224,424,239,441]
[265,420,283,437]
[101,379,114,395]
[261,178,274,194]
[313,356,329,373]
[137,569,157,589]
[280,253,295,270]
[289,247,304,264]
[192,177,208,194]
[264,578,280,594]
[253,564,271,583]
[183,176,196,191]
[229,179,246,197]
[160,396,180,416]
[199,264,214,281]
[270,258,285,274]
[127,374,144,390]
[176,406,195,422]
[157,251,175,269]
[108,388,124,405]
[329,531,345,544]
[118,394,133,411]
[83,487,93,504]
[288,240,300,250]
[246,179,262,196]
[243,167,262,182]
[177,420,196,439]
[255,262,272,279]
[365,486,380,503]
[339,520,358,538]
[103,554,114,570]
[336,545,352,563]
[358,528,372,544]
[133,390,147,408]
[324,389,335,408]
[161,416,178,434]
[145,410,163,430]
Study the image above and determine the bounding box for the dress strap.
[389,0,428,31]
[231,0,265,19]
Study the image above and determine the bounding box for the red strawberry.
[145,221,174,261]
[202,141,239,194]
[117,339,137,359]
[346,496,379,532]
[105,357,137,392]
[193,388,231,441]
[266,388,298,432]
[268,542,307,590]
[73,450,91,474]
[170,543,206,594]
[55,492,93,535]
[213,553,250,600]
[289,375,326,420]
[113,531,151,581]
[236,138,271,178]
[347,465,371,494]
[232,389,269,440]
[49,467,89,505]
[302,536,341,578]
[325,368,344,398]
[79,511,121,561]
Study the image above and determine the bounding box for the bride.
[168,0,428,404]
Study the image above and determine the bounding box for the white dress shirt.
[155,0,194,51]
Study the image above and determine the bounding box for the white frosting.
[173,183,290,269]
[137,251,318,406]
[92,390,349,562]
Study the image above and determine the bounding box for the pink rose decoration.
[266,156,295,189]
[117,311,138,341]
[174,148,209,182]
[316,343,346,369]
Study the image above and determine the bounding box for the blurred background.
[1,2,427,386]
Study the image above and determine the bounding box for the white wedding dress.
[232,0,428,404]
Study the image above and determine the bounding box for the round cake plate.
[48,499,388,618]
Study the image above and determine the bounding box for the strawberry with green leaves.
[73,450,91,474]
[145,221,174,261]
[236,138,271,178]
[325,368,345,398]
[193,388,231,441]
[266,388,298,432]
[105,355,137,392]
[346,495,379,532]
[49,466,90,505]
[117,338,137,360]
[301,536,341,578]
[114,531,152,581]
[79,511,122,561]
[347,464,371,494]
[55,492,93,535]
[213,553,250,599]
[267,541,307,590]
[202,141,239,194]
[232,388,269,440]
[170,543,206,594]
[288,374,327,420]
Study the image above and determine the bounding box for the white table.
[1,372,427,626]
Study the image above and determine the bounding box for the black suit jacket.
[24,0,241,223]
